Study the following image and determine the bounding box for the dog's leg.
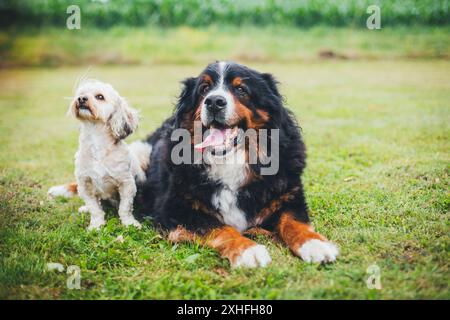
[276,212,338,263]
[83,197,105,231]
[205,226,272,268]
[117,180,141,229]
[169,225,271,268]
[77,183,105,231]
[78,205,90,213]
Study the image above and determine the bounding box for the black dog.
[138,62,338,267]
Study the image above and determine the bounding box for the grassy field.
[0,59,448,299]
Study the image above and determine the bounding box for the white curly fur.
[68,80,145,230]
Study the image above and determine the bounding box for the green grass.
[1,26,449,67]
[0,59,448,299]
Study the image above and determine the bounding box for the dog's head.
[69,80,138,140]
[175,61,283,156]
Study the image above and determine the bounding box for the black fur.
[138,62,309,234]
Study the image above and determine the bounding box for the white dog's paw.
[48,185,74,199]
[232,244,272,268]
[120,216,142,229]
[78,205,90,213]
[87,218,106,231]
[298,239,339,263]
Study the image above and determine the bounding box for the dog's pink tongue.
[194,128,225,151]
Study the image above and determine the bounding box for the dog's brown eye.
[95,94,104,100]
[236,86,247,95]
[200,84,210,95]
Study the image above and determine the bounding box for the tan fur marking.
[184,99,203,140]
[67,182,78,194]
[168,226,199,243]
[255,109,269,122]
[205,226,257,264]
[277,212,325,253]
[233,98,269,130]
[194,107,201,121]
[203,74,213,84]
[244,227,274,238]
[166,225,257,265]
[184,194,218,218]
[180,110,195,134]
[75,100,99,120]
[232,77,242,87]
[254,187,300,225]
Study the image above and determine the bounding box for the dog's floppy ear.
[174,77,197,128]
[261,73,281,99]
[108,97,139,140]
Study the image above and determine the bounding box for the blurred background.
[0,0,448,67]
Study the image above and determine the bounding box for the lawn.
[0,59,449,299]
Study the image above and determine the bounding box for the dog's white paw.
[48,185,74,199]
[298,239,339,263]
[233,244,272,268]
[120,216,142,229]
[78,205,90,213]
[87,218,105,231]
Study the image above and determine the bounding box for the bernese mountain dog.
[138,61,338,268]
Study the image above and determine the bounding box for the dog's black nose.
[205,95,227,113]
[78,96,88,103]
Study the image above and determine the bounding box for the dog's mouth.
[76,102,94,118]
[194,122,243,156]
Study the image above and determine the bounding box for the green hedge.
[1,0,449,27]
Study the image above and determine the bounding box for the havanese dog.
[49,79,148,230]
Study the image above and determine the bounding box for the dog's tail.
[129,141,152,172]
[48,182,78,199]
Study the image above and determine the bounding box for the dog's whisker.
[74,65,93,94]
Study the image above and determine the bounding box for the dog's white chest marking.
[207,149,249,232]
[212,188,247,232]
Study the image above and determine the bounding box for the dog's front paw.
[120,216,142,229]
[298,239,339,263]
[232,244,272,268]
[87,218,106,231]
[78,205,90,213]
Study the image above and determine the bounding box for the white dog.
[49,80,149,230]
